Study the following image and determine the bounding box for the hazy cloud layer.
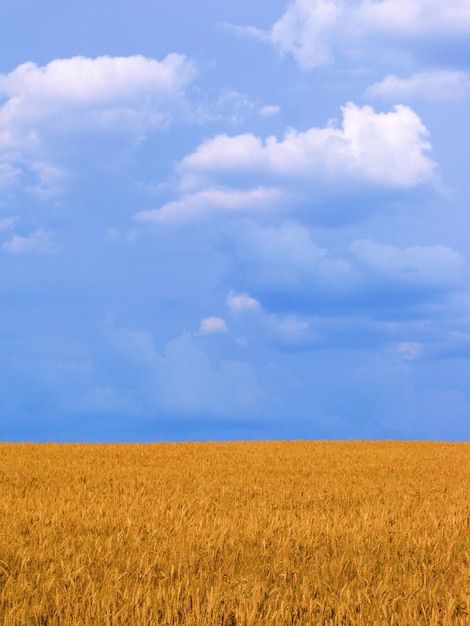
[227,221,466,322]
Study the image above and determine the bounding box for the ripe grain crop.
[0,441,469,625]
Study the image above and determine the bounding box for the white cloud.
[2,230,57,255]
[180,103,435,187]
[155,103,436,223]
[227,292,261,312]
[0,54,196,194]
[179,133,267,183]
[0,54,195,125]
[198,317,228,335]
[366,71,470,101]
[236,0,470,70]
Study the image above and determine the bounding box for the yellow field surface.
[1,441,470,625]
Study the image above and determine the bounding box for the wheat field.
[0,441,469,625]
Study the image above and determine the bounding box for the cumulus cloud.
[234,0,470,70]
[138,103,436,224]
[0,54,196,194]
[366,71,470,101]
[2,230,57,255]
[0,54,195,128]
[180,103,435,187]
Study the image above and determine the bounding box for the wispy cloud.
[259,105,281,117]
[2,230,57,255]
[0,216,17,231]
[366,70,470,101]
[135,187,282,224]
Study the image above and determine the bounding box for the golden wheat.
[0,441,469,625]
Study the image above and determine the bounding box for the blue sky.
[1,0,470,441]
